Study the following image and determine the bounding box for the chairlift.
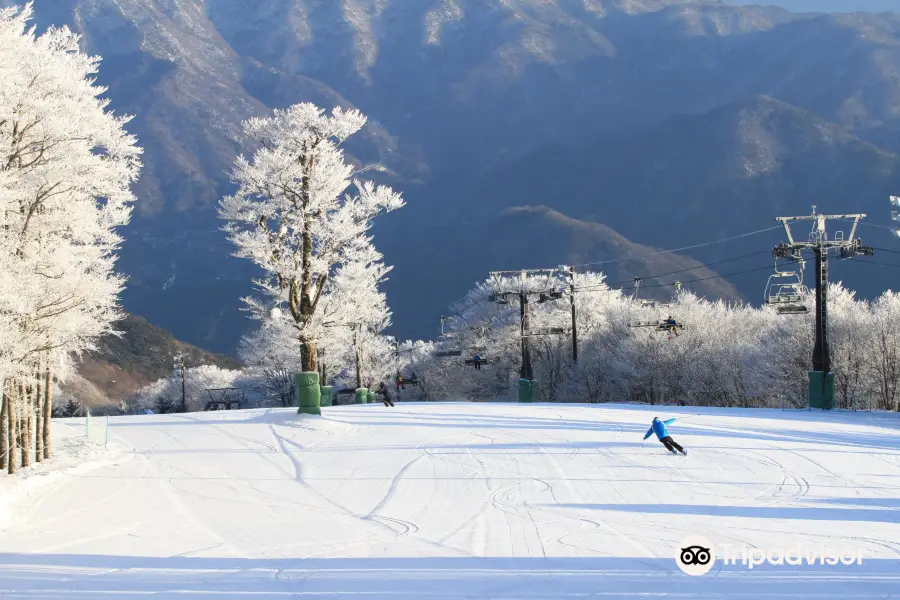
[628,317,685,337]
[764,269,808,315]
[465,356,491,370]
[538,290,565,304]
[639,299,672,309]
[204,387,243,411]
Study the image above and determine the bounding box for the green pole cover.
[518,378,538,403]
[296,372,321,415]
[320,386,334,407]
[355,388,368,404]
[807,371,835,410]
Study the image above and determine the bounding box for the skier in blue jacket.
[643,416,687,455]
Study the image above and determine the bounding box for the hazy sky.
[725,1,897,12]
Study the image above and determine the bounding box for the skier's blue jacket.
[644,418,676,441]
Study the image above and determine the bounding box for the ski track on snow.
[0,404,898,599]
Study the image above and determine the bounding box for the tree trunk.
[7,380,17,474]
[42,368,52,460]
[300,337,318,374]
[297,153,319,374]
[34,371,43,463]
[298,222,318,374]
[20,383,31,469]
[0,380,8,472]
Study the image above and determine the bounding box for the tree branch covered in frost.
[1,3,142,472]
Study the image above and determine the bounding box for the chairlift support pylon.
[773,206,874,410]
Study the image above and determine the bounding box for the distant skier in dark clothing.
[379,381,394,407]
[643,416,687,455]
[473,354,482,370]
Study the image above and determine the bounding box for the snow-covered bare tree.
[239,238,396,395]
[219,103,404,373]
[868,291,900,412]
[0,2,141,470]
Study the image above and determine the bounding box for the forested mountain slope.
[9,0,900,348]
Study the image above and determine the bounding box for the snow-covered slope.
[1,403,898,598]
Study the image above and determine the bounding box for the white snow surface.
[1,402,898,599]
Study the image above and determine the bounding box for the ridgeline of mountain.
[382,205,743,338]
[9,0,900,349]
[725,1,898,13]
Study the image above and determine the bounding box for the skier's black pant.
[660,436,684,453]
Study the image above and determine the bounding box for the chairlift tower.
[489,269,569,402]
[773,206,873,410]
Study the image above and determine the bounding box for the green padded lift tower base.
[355,388,368,404]
[320,386,334,408]
[367,390,376,404]
[808,371,835,410]
[518,378,538,403]
[296,372,321,415]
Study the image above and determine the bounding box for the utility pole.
[773,206,873,409]
[353,324,363,390]
[175,354,186,413]
[567,266,578,363]
[322,321,364,389]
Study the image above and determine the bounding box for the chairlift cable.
[852,258,900,269]
[601,249,771,288]
[573,264,776,294]
[561,225,783,270]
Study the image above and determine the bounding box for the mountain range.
[726,1,898,12]
[9,0,900,354]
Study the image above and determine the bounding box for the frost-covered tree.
[868,291,900,412]
[239,240,396,394]
[219,103,404,373]
[828,284,872,410]
[407,270,900,411]
[0,3,141,470]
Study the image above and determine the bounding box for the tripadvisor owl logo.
[676,536,716,576]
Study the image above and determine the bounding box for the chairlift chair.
[764,270,808,315]
[628,319,685,336]
[465,356,491,370]
[538,290,565,303]
[204,387,243,411]
[435,349,463,358]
